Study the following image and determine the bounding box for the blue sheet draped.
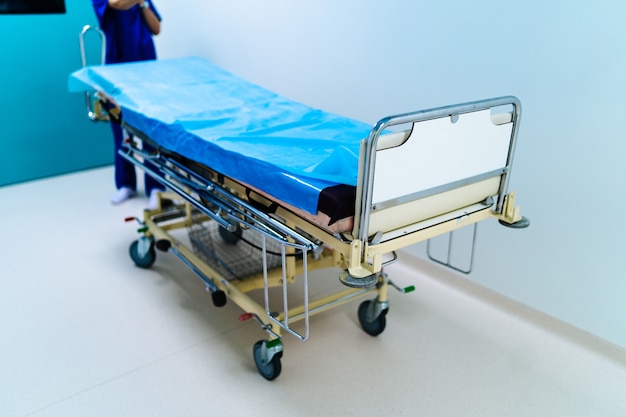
[69,57,371,214]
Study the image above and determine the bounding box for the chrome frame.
[78,25,107,121]
[356,96,522,249]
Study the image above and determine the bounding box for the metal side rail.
[118,142,318,253]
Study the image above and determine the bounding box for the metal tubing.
[118,145,317,252]
[145,214,283,339]
[261,235,311,341]
[78,25,107,121]
[372,168,506,211]
[168,246,220,293]
[426,222,478,274]
[79,25,106,67]
[285,286,373,322]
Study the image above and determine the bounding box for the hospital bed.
[70,52,528,380]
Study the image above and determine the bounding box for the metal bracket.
[136,236,154,258]
[366,298,389,322]
[259,339,283,366]
[427,223,477,275]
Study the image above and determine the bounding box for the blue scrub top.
[92,0,162,64]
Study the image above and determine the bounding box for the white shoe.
[147,189,161,210]
[110,187,137,205]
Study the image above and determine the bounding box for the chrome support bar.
[78,25,107,122]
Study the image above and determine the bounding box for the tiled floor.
[2,166,626,417]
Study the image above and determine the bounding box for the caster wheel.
[253,340,282,381]
[358,299,388,336]
[129,238,156,268]
[211,290,227,307]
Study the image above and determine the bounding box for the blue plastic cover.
[69,57,372,214]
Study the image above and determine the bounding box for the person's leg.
[145,174,164,196]
[143,141,165,209]
[145,174,164,210]
[110,123,137,204]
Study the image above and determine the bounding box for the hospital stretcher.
[70,54,528,380]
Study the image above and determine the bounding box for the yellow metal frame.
[276,191,524,281]
[138,184,524,341]
[138,192,382,342]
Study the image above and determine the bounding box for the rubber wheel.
[253,340,282,381]
[358,299,388,336]
[129,239,156,269]
[211,290,227,307]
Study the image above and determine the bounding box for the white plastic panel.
[372,109,513,205]
[368,176,500,236]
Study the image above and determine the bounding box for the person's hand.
[108,0,145,10]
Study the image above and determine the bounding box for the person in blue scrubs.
[92,0,165,207]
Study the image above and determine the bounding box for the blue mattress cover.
[69,57,372,214]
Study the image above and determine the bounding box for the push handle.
[78,25,109,122]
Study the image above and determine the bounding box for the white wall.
[154,0,626,347]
